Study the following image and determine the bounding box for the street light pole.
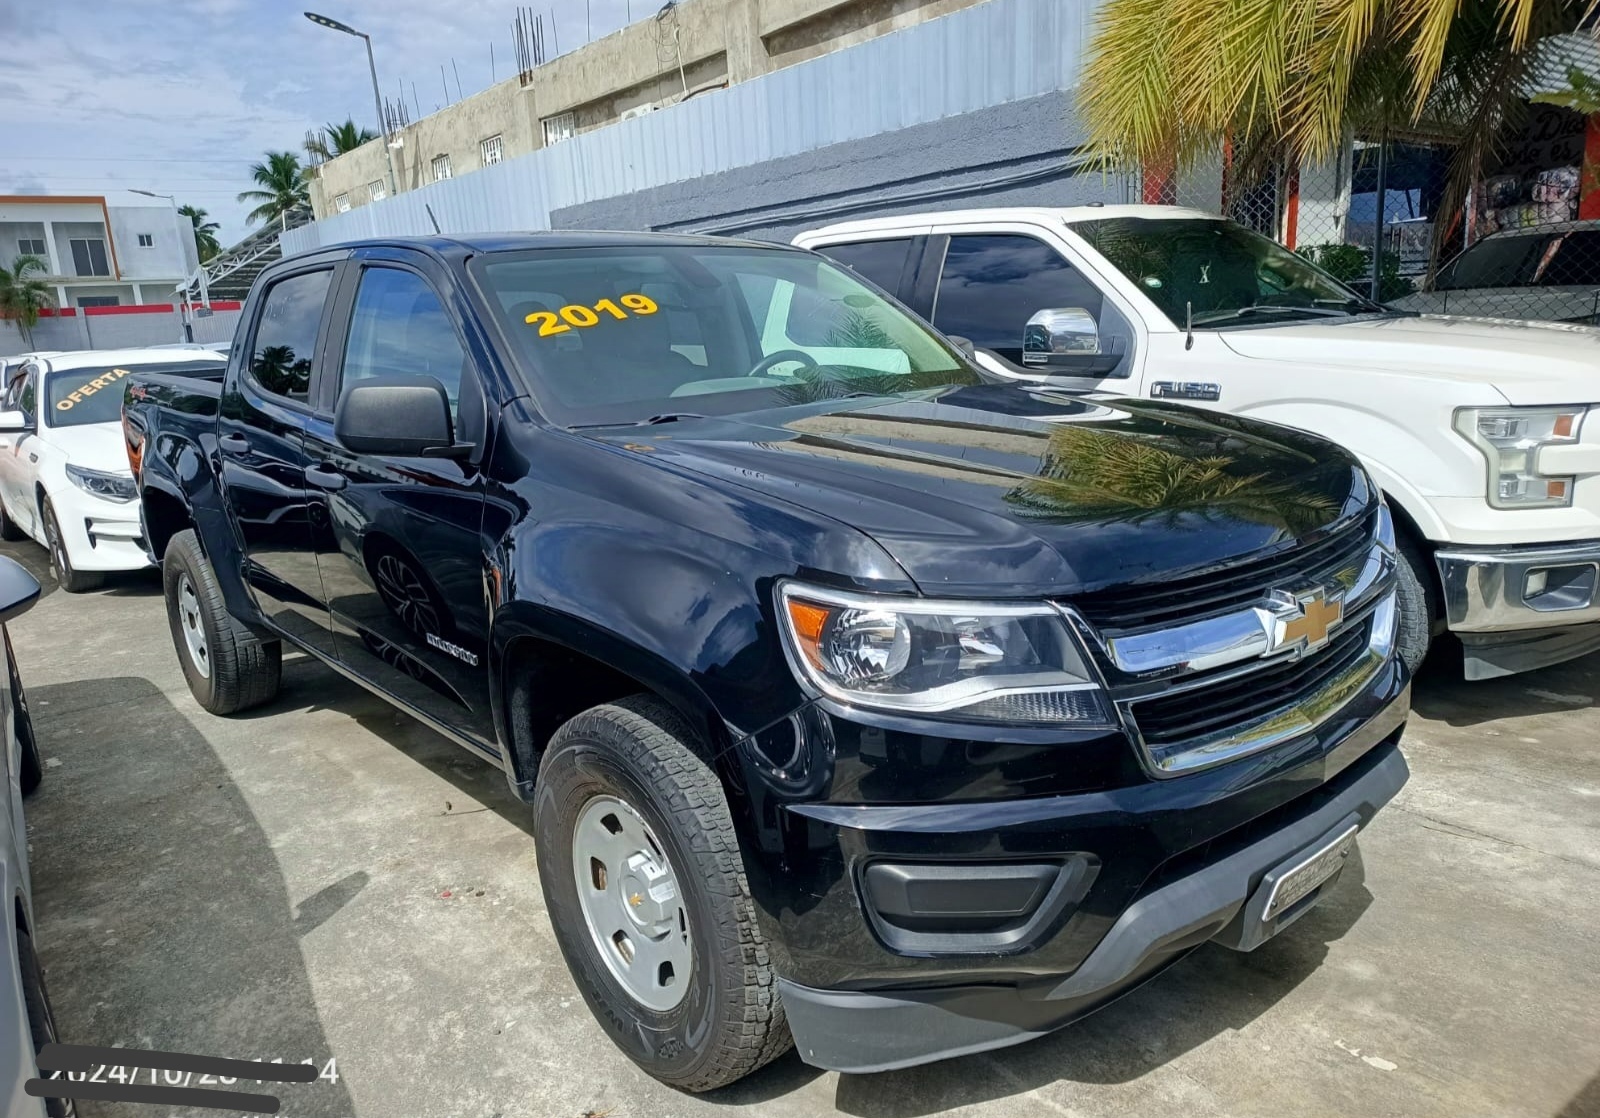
[304,11,400,200]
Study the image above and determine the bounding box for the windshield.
[46,361,224,428]
[1070,217,1378,328]
[1436,233,1551,290]
[473,244,976,427]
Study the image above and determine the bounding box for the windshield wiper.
[1190,304,1367,327]
[569,411,709,430]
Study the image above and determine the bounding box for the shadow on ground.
[1410,647,1598,728]
[26,676,355,1117]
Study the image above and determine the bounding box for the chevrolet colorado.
[122,233,1409,1089]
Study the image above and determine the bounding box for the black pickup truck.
[121,233,1410,1090]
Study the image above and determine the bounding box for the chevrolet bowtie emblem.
[1265,587,1344,656]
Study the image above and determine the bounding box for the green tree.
[1298,243,1413,301]
[237,151,312,230]
[0,255,54,349]
[179,204,222,263]
[305,119,380,162]
[1080,0,1583,267]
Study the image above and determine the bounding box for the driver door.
[0,367,41,537]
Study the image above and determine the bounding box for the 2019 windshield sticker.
[525,293,658,337]
[56,367,134,411]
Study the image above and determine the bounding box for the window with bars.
[335,193,352,213]
[431,154,453,182]
[481,135,504,166]
[542,113,575,147]
[368,180,386,202]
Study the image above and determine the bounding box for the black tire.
[0,497,26,541]
[534,695,790,1092]
[1394,535,1436,677]
[162,529,281,715]
[19,927,76,1118]
[16,655,42,796]
[41,499,102,594]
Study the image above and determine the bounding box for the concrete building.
[0,194,200,309]
[308,0,996,218]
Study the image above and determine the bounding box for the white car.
[796,206,1600,679]
[0,349,227,592]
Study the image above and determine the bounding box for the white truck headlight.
[64,464,137,503]
[1454,406,1587,509]
[776,581,1111,724]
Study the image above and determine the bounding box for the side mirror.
[335,376,462,458]
[1022,307,1124,376]
[0,410,32,434]
[0,556,41,624]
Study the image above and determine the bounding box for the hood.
[598,385,1371,598]
[41,420,132,474]
[1218,314,1600,406]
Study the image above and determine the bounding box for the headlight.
[776,581,1111,724]
[1454,406,1587,509]
[64,464,137,503]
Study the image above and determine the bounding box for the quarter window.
[249,269,333,402]
[341,267,472,440]
[933,234,1107,366]
[814,238,914,296]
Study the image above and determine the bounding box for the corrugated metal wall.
[281,0,1100,254]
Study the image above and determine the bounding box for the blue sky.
[0,0,640,247]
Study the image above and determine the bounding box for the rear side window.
[933,234,1106,365]
[249,269,333,402]
[1539,230,1600,287]
[814,238,915,296]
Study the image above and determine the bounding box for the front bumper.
[1435,540,1600,678]
[48,485,149,573]
[780,738,1408,1073]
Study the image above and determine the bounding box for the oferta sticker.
[524,294,658,337]
[55,367,134,411]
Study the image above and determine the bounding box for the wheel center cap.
[619,852,676,928]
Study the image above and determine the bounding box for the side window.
[1540,231,1600,287]
[5,368,36,419]
[814,239,915,295]
[341,267,474,438]
[933,235,1111,366]
[250,270,333,402]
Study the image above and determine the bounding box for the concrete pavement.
[8,540,1598,1118]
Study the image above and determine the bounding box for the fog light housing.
[1522,564,1599,612]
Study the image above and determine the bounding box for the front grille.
[1128,605,1376,747]
[1072,510,1376,632]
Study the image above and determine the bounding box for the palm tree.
[0,255,54,349]
[179,204,222,263]
[305,119,379,163]
[237,151,312,230]
[1080,0,1584,266]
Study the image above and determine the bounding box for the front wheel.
[163,529,281,714]
[42,499,103,593]
[1394,536,1436,677]
[534,696,791,1091]
[19,927,76,1117]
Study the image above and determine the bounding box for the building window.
[480,135,504,166]
[76,296,120,308]
[542,112,575,147]
[17,238,45,258]
[137,233,154,247]
[69,238,110,277]
[335,193,352,213]
[368,180,386,202]
[431,154,453,182]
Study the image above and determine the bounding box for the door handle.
[218,433,250,454]
[1150,381,1222,402]
[304,464,347,492]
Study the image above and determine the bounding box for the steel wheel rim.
[572,794,692,1012]
[177,573,210,679]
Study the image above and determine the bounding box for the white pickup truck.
[795,206,1600,679]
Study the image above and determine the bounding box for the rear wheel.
[163,529,281,714]
[19,927,76,1117]
[534,696,790,1091]
[42,499,102,594]
[15,645,42,796]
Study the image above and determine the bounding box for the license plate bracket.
[1214,812,1362,953]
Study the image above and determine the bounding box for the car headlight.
[64,463,137,503]
[1454,406,1587,509]
[776,581,1111,724]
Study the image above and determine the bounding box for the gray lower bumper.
[780,743,1409,1074]
[1435,541,1600,677]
